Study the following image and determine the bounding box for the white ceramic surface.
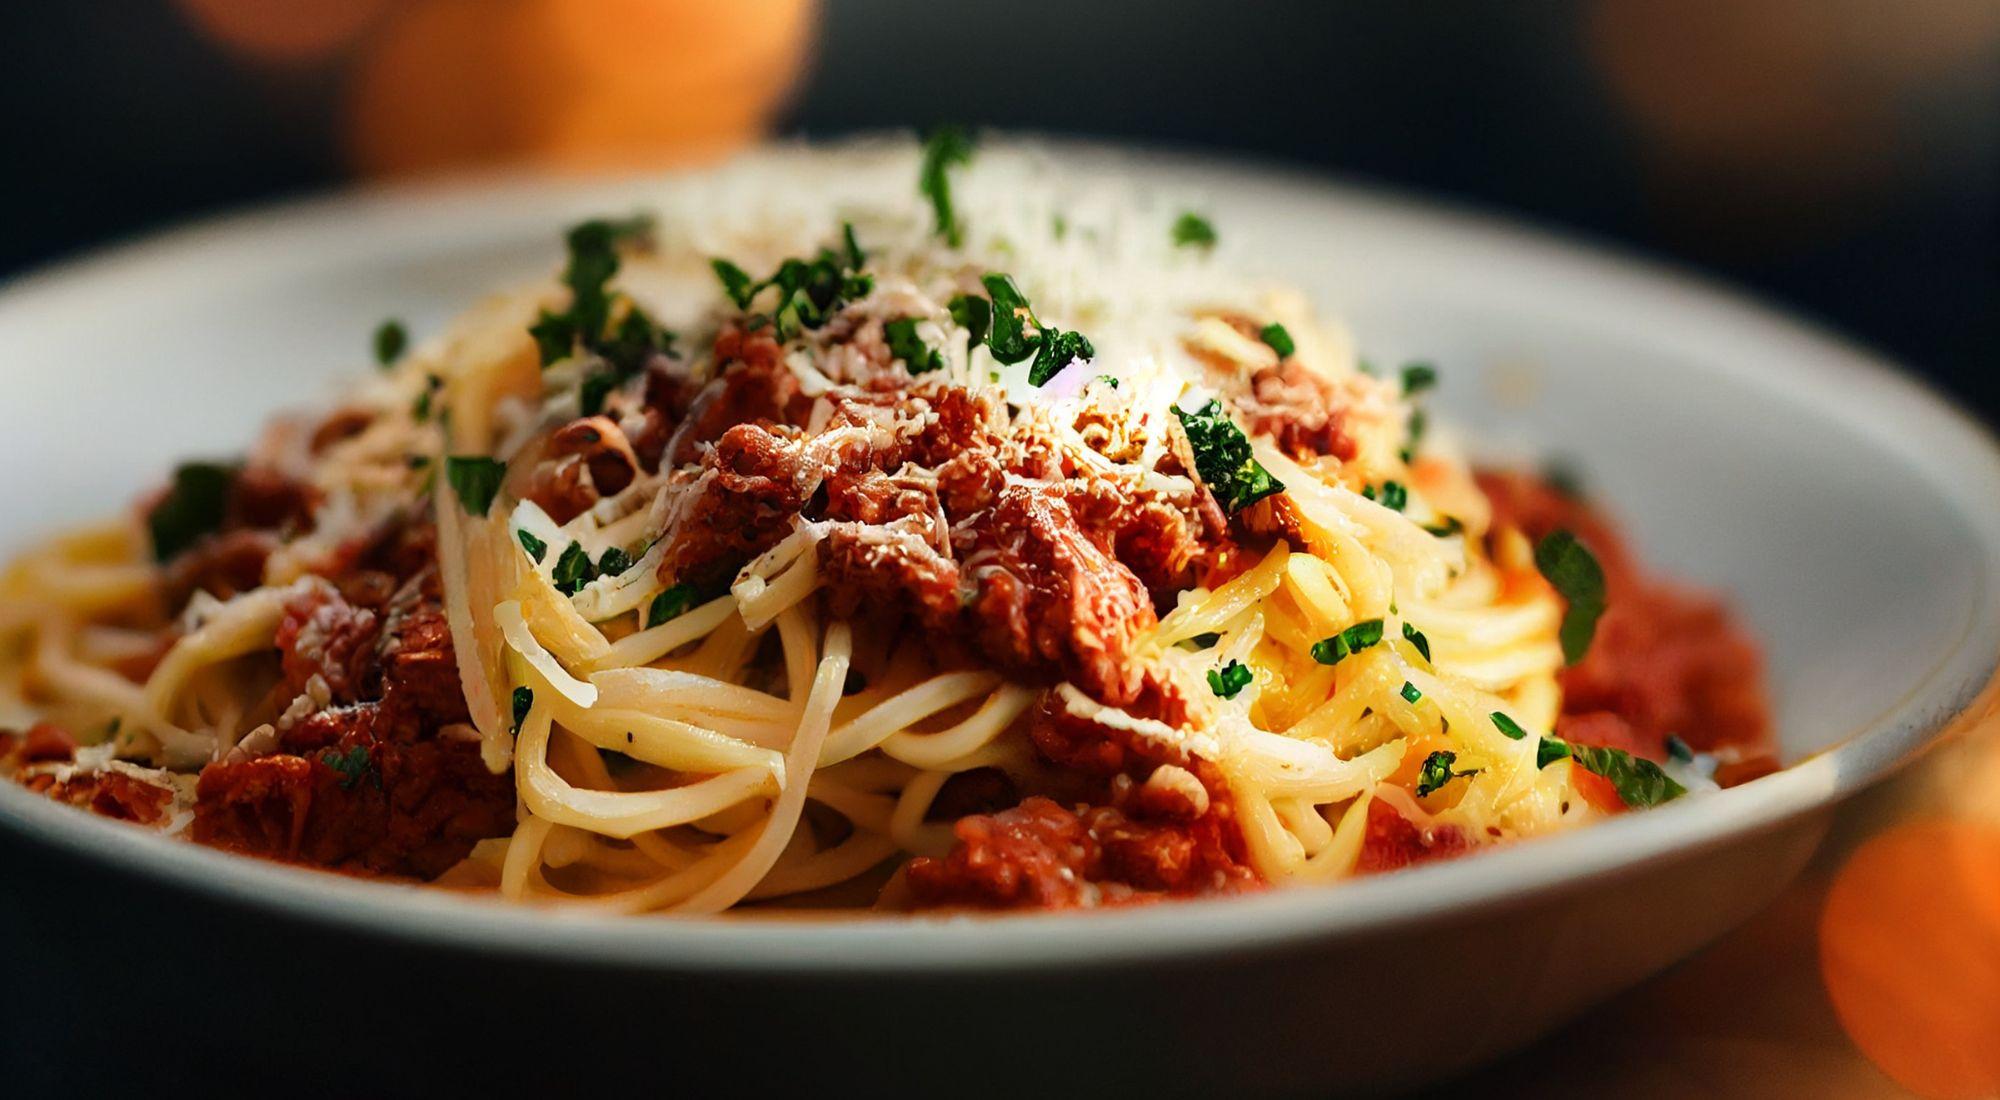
[2,147,1997,1097]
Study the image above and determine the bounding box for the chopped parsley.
[320,745,371,790]
[1259,323,1295,359]
[1401,621,1432,662]
[1536,736,1687,808]
[1400,407,1427,465]
[1415,750,1478,798]
[1172,212,1217,249]
[373,319,407,366]
[1490,711,1530,741]
[1178,631,1222,652]
[1363,481,1408,511]
[529,216,668,370]
[511,687,533,734]
[596,546,633,578]
[444,456,507,516]
[1422,516,1464,538]
[1534,530,1607,665]
[147,461,237,562]
[1174,399,1285,512]
[919,126,975,246]
[948,293,990,348]
[647,583,698,628]
[884,317,944,374]
[1207,659,1253,699]
[1400,362,1437,395]
[1310,619,1385,665]
[708,227,873,340]
[1665,734,1694,763]
[412,375,440,422]
[975,273,1097,385]
[550,541,594,595]
[1400,681,1424,704]
[517,529,548,563]
[1095,375,1119,388]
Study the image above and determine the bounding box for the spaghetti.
[0,139,1773,913]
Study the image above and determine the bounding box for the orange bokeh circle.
[1820,820,2000,1100]
[346,0,814,178]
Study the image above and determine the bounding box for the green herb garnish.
[511,687,533,734]
[1260,323,1295,359]
[1400,681,1424,704]
[1363,481,1408,511]
[1415,750,1478,797]
[551,541,594,596]
[1491,711,1530,741]
[320,745,371,790]
[974,272,1098,385]
[444,456,507,516]
[517,529,548,563]
[647,583,698,628]
[1402,621,1432,662]
[1400,362,1437,395]
[1401,407,1427,464]
[884,317,944,375]
[1173,399,1285,512]
[919,126,975,246]
[147,461,237,562]
[1172,212,1217,249]
[1665,734,1694,763]
[529,216,660,367]
[948,293,990,349]
[1534,530,1607,665]
[708,231,873,340]
[1536,736,1686,808]
[1310,619,1385,665]
[373,319,407,366]
[1207,659,1253,699]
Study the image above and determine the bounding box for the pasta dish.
[0,137,1774,914]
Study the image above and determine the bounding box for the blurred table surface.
[1423,681,2000,1099]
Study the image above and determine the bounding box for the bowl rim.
[3,142,1999,975]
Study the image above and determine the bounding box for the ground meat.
[658,422,822,589]
[1354,798,1473,874]
[1,724,176,827]
[153,465,321,611]
[960,486,1158,706]
[1238,360,1359,462]
[194,726,512,879]
[1476,471,1775,770]
[524,416,641,525]
[905,794,1257,909]
[190,516,514,878]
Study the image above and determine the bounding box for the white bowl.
[3,147,1997,1097]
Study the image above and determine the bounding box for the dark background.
[1,0,1994,413]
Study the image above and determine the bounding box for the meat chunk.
[1238,361,1358,462]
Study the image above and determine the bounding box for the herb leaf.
[1401,362,1437,395]
[1207,659,1253,699]
[320,745,371,790]
[1260,323,1295,359]
[919,126,975,246]
[444,456,507,516]
[1415,750,1478,797]
[1491,711,1530,741]
[948,293,991,349]
[1402,621,1432,662]
[710,234,873,340]
[551,541,594,596]
[647,583,698,628]
[511,687,534,734]
[148,462,237,562]
[596,546,633,578]
[373,319,407,366]
[1173,399,1285,512]
[980,273,1041,364]
[1172,212,1217,249]
[1310,619,1385,665]
[517,529,548,563]
[1400,680,1424,704]
[1534,530,1607,665]
[1029,327,1096,386]
[884,317,944,375]
[1363,481,1408,511]
[1536,736,1687,808]
[1665,734,1694,763]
